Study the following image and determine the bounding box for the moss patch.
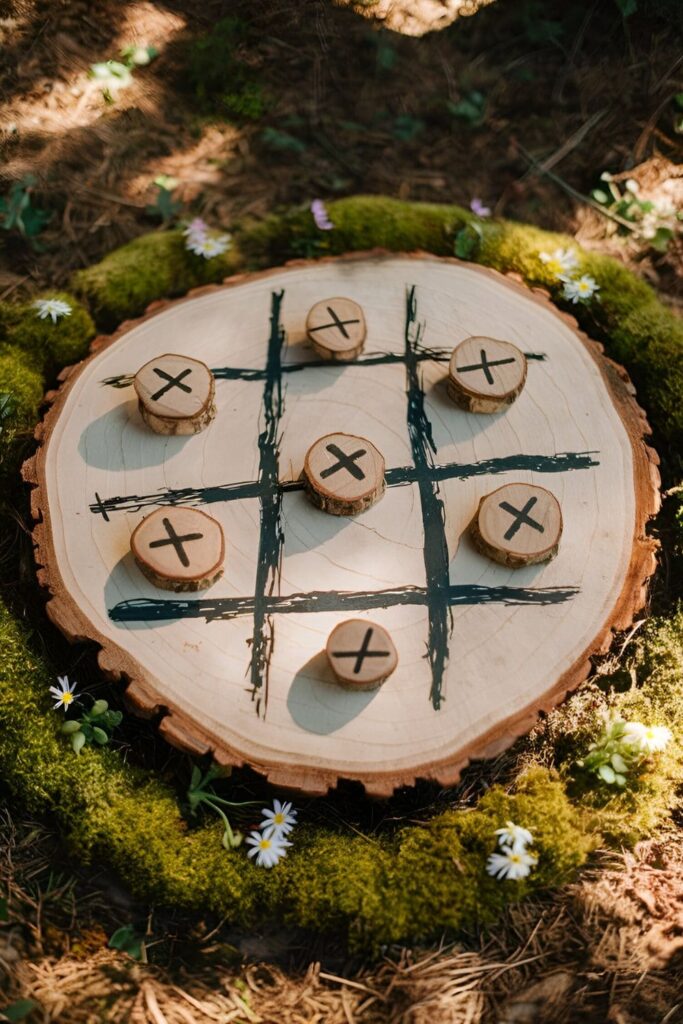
[0,292,95,372]
[71,231,242,331]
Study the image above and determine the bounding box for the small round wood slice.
[131,506,225,591]
[303,432,385,515]
[471,483,563,568]
[306,297,366,361]
[448,336,527,413]
[326,619,398,690]
[134,353,215,435]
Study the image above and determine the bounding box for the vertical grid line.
[404,285,452,710]
[249,289,286,714]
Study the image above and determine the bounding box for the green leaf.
[650,227,674,252]
[61,719,81,734]
[590,189,610,205]
[611,752,628,773]
[0,999,38,1022]
[92,726,109,745]
[90,699,109,717]
[109,924,144,960]
[391,115,425,141]
[71,731,86,754]
[261,127,307,154]
[447,91,486,126]
[598,763,616,784]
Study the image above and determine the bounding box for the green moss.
[0,292,95,372]
[239,195,471,266]
[70,230,242,330]
[0,343,44,422]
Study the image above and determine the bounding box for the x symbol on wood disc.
[456,348,516,386]
[320,442,367,481]
[499,497,544,541]
[308,305,360,340]
[331,627,390,675]
[148,516,204,567]
[151,367,193,401]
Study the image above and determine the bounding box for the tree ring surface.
[29,253,659,796]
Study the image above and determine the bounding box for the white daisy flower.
[494,820,533,851]
[486,845,537,881]
[260,799,297,839]
[245,830,291,868]
[623,721,672,754]
[186,232,232,259]
[34,298,73,323]
[49,675,78,711]
[539,248,579,280]
[563,275,599,303]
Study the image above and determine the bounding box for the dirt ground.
[1,0,682,304]
[1,1,683,1021]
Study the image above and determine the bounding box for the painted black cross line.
[331,627,390,675]
[499,497,544,541]
[320,443,367,481]
[308,306,360,339]
[456,348,515,386]
[151,367,193,402]
[148,517,203,568]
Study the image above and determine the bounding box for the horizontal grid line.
[90,451,599,519]
[98,350,547,389]
[108,582,580,623]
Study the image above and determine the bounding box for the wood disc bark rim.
[23,251,660,797]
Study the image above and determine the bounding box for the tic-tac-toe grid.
[92,283,597,715]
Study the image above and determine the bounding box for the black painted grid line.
[248,290,286,715]
[98,350,547,389]
[403,286,452,711]
[89,451,600,519]
[109,582,580,623]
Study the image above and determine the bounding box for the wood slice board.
[24,252,660,797]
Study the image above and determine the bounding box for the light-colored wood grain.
[306,297,366,361]
[134,353,215,434]
[326,619,398,689]
[23,252,660,797]
[448,337,527,413]
[471,483,562,568]
[303,432,385,515]
[131,506,225,591]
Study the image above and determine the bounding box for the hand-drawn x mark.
[320,442,367,481]
[456,348,516,386]
[499,496,544,541]
[332,627,390,674]
[151,367,193,402]
[148,517,203,567]
[308,306,360,339]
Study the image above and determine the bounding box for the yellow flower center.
[509,854,522,863]
[546,259,562,275]
[273,813,285,825]
[62,692,74,704]
[259,838,272,850]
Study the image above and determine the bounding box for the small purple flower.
[311,199,334,231]
[470,198,491,218]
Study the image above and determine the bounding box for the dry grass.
[2,805,682,1024]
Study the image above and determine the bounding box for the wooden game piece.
[471,483,563,568]
[306,297,366,361]
[131,506,225,592]
[303,432,385,516]
[134,353,215,435]
[326,619,398,690]
[448,336,527,414]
